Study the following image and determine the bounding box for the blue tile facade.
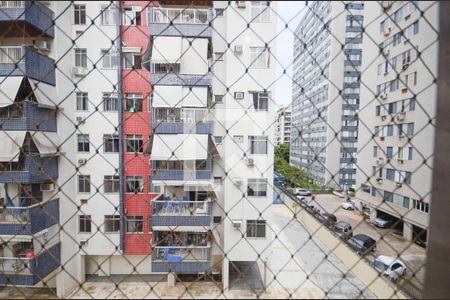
[0,1,54,38]
[0,243,60,286]
[151,121,212,134]
[0,199,59,236]
[0,101,57,132]
[0,47,55,85]
[0,155,58,184]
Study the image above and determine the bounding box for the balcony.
[151,159,212,182]
[151,197,212,227]
[0,198,59,236]
[0,242,60,286]
[0,1,54,38]
[152,246,211,273]
[152,108,213,134]
[148,7,212,38]
[0,154,58,184]
[150,72,211,86]
[0,101,57,131]
[0,46,55,85]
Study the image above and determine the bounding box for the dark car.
[318,212,337,227]
[347,234,377,255]
[333,221,353,240]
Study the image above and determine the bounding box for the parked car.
[372,255,406,282]
[373,216,394,229]
[342,200,355,210]
[333,221,353,240]
[347,234,376,255]
[306,204,320,215]
[293,188,312,196]
[295,195,307,204]
[318,212,337,227]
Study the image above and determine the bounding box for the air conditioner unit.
[401,63,409,71]
[376,177,383,184]
[383,26,391,36]
[35,40,51,52]
[396,182,403,188]
[236,1,246,8]
[396,112,406,121]
[247,158,254,167]
[234,45,243,54]
[78,158,87,165]
[404,13,411,20]
[399,134,406,139]
[233,177,243,186]
[381,115,387,121]
[380,136,385,141]
[234,92,244,100]
[378,92,387,100]
[40,183,55,191]
[80,239,88,246]
[76,116,85,124]
[377,158,384,166]
[383,49,390,57]
[72,66,87,76]
[397,159,404,164]
[231,220,242,228]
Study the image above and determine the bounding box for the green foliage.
[274,144,321,190]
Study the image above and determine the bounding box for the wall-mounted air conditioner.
[232,220,242,228]
[72,67,87,76]
[78,158,87,165]
[396,182,403,188]
[41,183,55,191]
[396,112,406,121]
[247,158,254,167]
[35,40,51,52]
[377,158,384,166]
[234,45,243,54]
[80,239,88,246]
[236,1,246,8]
[376,177,383,184]
[378,92,387,100]
[383,26,391,36]
[233,177,243,186]
[76,116,85,124]
[397,159,404,164]
[234,92,244,100]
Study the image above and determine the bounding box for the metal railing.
[152,199,212,216]
[0,257,32,274]
[153,246,210,262]
[149,7,211,25]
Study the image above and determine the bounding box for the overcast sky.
[275,1,306,109]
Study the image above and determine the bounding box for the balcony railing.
[0,101,57,131]
[152,199,212,227]
[151,246,211,273]
[0,1,54,38]
[0,46,55,85]
[152,108,212,134]
[150,72,211,86]
[0,198,59,235]
[0,154,58,184]
[148,7,212,37]
[0,242,60,286]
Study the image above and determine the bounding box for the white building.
[290,1,364,189]
[355,1,438,243]
[274,105,291,145]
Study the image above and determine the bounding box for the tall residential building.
[290,1,364,189]
[274,105,292,145]
[0,0,277,295]
[355,1,437,243]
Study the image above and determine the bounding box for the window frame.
[104,175,120,193]
[103,134,120,153]
[125,134,144,153]
[249,47,270,69]
[78,175,91,193]
[76,92,89,111]
[126,176,144,194]
[79,215,92,233]
[246,220,266,238]
[77,134,90,153]
[250,1,270,23]
[74,48,87,68]
[102,93,118,111]
[74,4,87,25]
[104,215,120,233]
[126,216,144,233]
[247,178,268,197]
[248,135,268,154]
[125,93,143,112]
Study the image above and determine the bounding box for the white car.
[342,201,355,210]
[372,255,406,282]
[293,188,311,196]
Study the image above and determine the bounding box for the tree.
[275,143,290,162]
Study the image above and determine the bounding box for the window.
[104,134,119,153]
[79,215,91,233]
[74,4,86,25]
[249,136,268,154]
[413,200,430,213]
[78,175,91,193]
[126,216,144,233]
[246,220,266,238]
[76,92,88,111]
[214,52,224,61]
[251,1,270,23]
[104,215,120,232]
[251,92,269,111]
[126,135,143,153]
[125,93,143,112]
[148,178,161,193]
[123,7,141,26]
[386,146,393,158]
[77,134,90,152]
[101,4,117,25]
[214,95,224,103]
[101,50,119,69]
[234,135,244,143]
[103,93,118,111]
[386,169,395,180]
[247,178,267,196]
[373,146,378,157]
[75,49,87,68]
[126,176,144,193]
[104,175,119,193]
[123,52,142,69]
[249,47,269,69]
[361,184,370,193]
[403,197,410,209]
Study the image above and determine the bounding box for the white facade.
[274,105,291,145]
[355,1,438,242]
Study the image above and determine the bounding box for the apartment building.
[355,1,437,243]
[0,0,276,295]
[290,1,364,189]
[274,105,291,145]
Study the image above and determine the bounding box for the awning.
[152,85,183,108]
[151,179,213,187]
[152,36,182,63]
[122,46,141,53]
[182,87,207,107]
[151,134,208,160]
[208,135,221,157]
[0,235,33,242]
[0,77,23,108]
[29,80,58,109]
[30,132,60,156]
[152,226,209,232]
[0,131,26,162]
